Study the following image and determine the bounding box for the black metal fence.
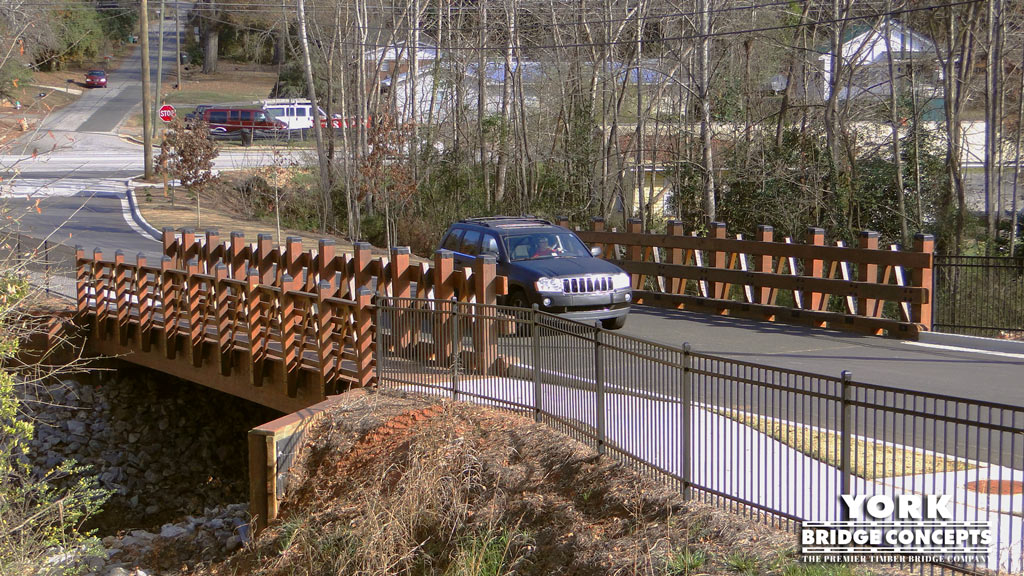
[935,256,1024,339]
[0,233,79,299]
[376,297,1024,575]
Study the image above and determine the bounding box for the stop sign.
[158,104,176,123]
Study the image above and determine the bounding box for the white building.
[818,19,937,101]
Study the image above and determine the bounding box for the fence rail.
[569,218,934,338]
[934,255,1024,339]
[377,296,1024,575]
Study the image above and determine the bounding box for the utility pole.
[153,0,166,138]
[175,1,182,89]
[141,0,154,179]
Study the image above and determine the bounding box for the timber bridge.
[25,219,1024,574]
[73,220,939,414]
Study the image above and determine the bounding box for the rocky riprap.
[18,367,281,572]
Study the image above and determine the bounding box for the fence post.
[113,251,128,345]
[804,227,826,319]
[667,220,684,296]
[162,228,177,265]
[594,322,606,455]
[839,370,853,521]
[471,255,498,373]
[230,232,247,280]
[245,267,265,387]
[137,254,152,353]
[75,246,88,320]
[627,219,643,290]
[857,231,880,318]
[709,222,728,299]
[451,299,460,401]
[912,234,935,331]
[681,342,692,500]
[532,304,542,423]
[186,259,203,368]
[160,256,177,360]
[592,217,606,260]
[355,287,375,387]
[755,225,773,308]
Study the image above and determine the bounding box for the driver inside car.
[533,236,559,258]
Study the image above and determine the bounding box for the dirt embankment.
[205,388,896,576]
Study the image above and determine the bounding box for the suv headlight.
[535,277,564,293]
[611,272,631,290]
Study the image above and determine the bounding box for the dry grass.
[715,409,974,480]
[207,389,900,576]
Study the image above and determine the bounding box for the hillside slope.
[213,388,885,576]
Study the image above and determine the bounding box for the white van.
[259,99,349,131]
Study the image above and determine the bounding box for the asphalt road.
[619,305,1024,407]
[6,194,162,259]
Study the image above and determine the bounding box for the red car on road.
[85,70,107,88]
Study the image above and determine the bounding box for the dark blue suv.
[438,217,632,329]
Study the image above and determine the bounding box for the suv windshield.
[506,232,590,261]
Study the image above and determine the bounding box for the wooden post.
[912,234,935,331]
[230,232,247,280]
[246,267,266,387]
[162,228,178,265]
[214,264,233,376]
[256,234,274,285]
[352,242,373,293]
[627,219,643,290]
[113,251,128,345]
[804,227,826,320]
[75,247,88,320]
[433,250,455,362]
[247,431,272,535]
[137,254,153,352]
[204,229,221,273]
[858,231,880,318]
[557,216,569,229]
[317,239,336,293]
[354,287,375,387]
[754,225,773,308]
[281,274,301,398]
[667,220,684,296]
[389,247,412,352]
[160,256,178,360]
[92,249,107,341]
[187,259,204,367]
[284,237,303,285]
[709,222,727,300]
[471,255,498,373]
[315,281,336,395]
[181,228,198,267]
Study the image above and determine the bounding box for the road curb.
[917,331,1024,355]
[124,178,163,240]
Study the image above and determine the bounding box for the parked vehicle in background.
[258,99,367,132]
[200,107,287,145]
[85,70,107,88]
[437,217,633,329]
[184,104,213,128]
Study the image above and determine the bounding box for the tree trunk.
[296,0,332,233]
[201,0,218,75]
[884,13,909,245]
[698,0,715,223]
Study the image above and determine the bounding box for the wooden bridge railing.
[566,218,934,337]
[75,229,507,413]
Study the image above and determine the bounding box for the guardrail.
[565,218,934,338]
[74,229,508,412]
[377,296,1024,574]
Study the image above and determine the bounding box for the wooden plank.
[609,259,929,304]
[636,291,922,338]
[576,230,932,268]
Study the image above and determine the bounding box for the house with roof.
[817,19,938,101]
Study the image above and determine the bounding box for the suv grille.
[562,275,614,294]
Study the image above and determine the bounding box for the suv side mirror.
[590,246,603,257]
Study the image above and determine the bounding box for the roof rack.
[460,216,552,228]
